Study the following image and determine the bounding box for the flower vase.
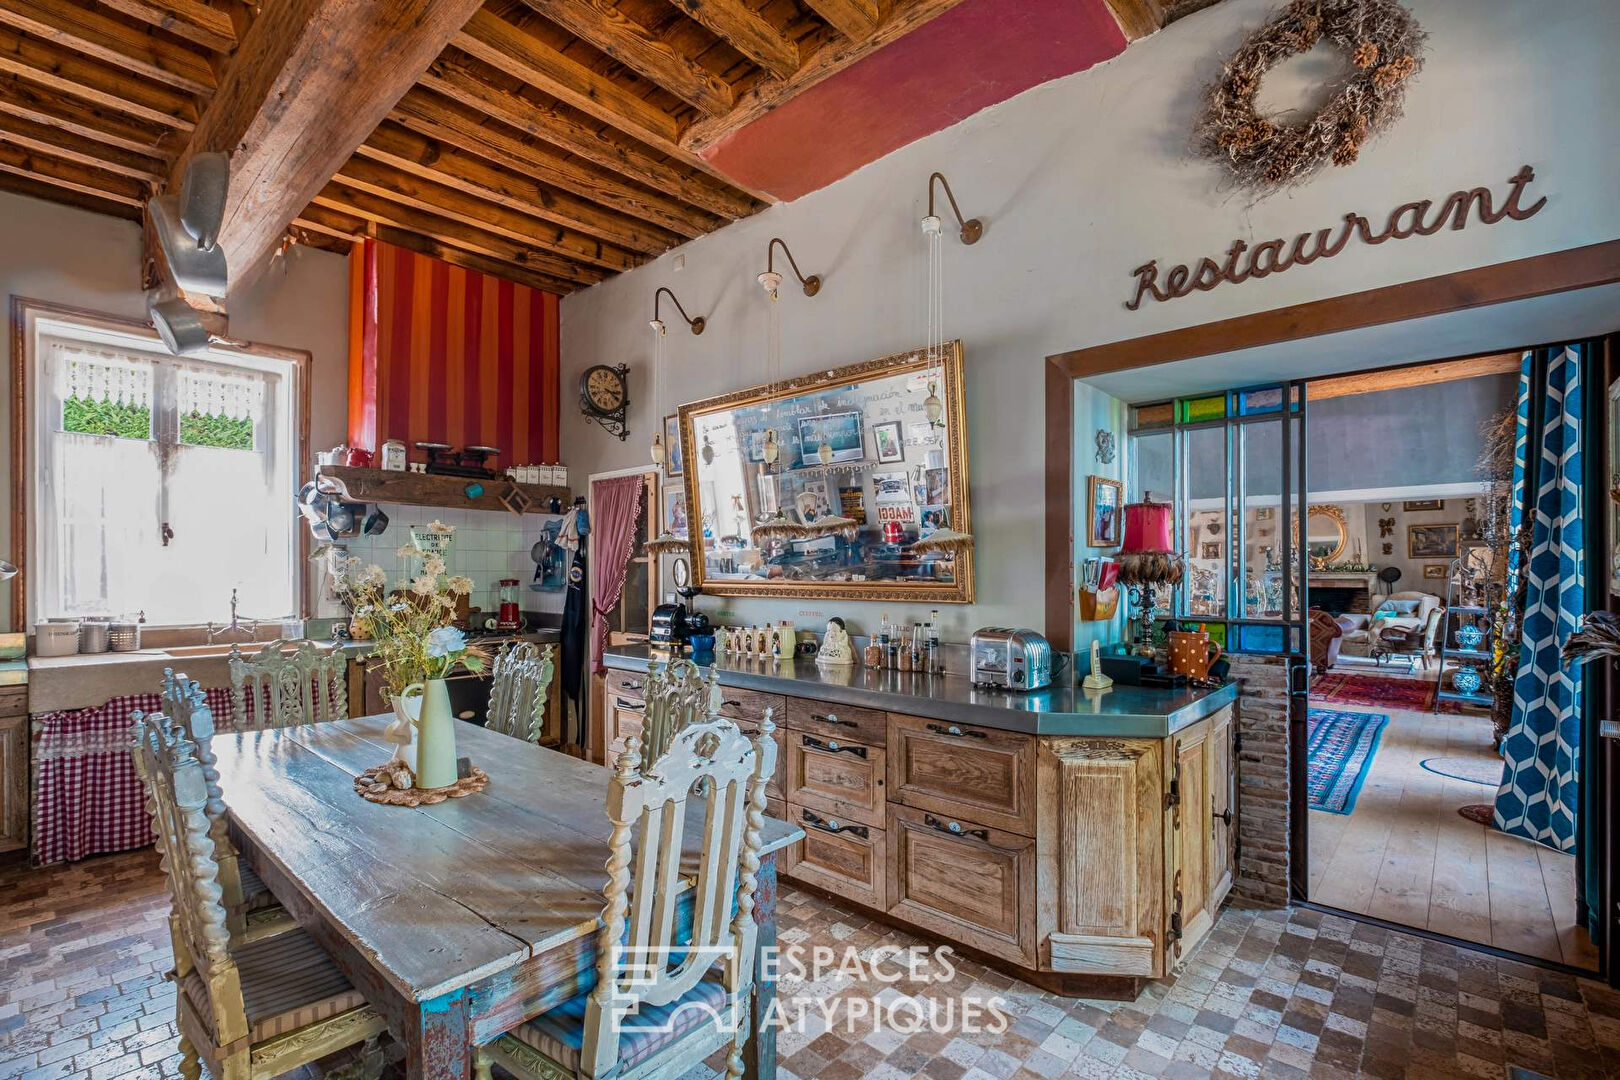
[408,678,458,788]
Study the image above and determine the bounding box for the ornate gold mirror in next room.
[676,342,973,602]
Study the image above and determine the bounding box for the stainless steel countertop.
[603,645,1237,738]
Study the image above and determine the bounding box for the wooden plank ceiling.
[0,0,1163,296]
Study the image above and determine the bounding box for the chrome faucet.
[206,588,263,644]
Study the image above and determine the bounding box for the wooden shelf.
[317,466,570,515]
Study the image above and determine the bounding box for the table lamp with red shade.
[1117,498,1184,654]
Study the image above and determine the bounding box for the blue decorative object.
[1457,624,1484,649]
[1494,347,1584,854]
[1452,666,1483,696]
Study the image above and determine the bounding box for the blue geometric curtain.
[1493,347,1585,852]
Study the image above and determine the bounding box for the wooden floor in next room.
[1309,697,1598,971]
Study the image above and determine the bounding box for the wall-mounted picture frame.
[663,414,683,477]
[1404,499,1444,511]
[1200,541,1221,560]
[1087,475,1123,547]
[663,484,689,538]
[872,420,904,463]
[1422,564,1449,580]
[1408,522,1458,558]
[1255,507,1274,521]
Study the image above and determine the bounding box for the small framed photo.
[662,485,689,538]
[1408,523,1459,559]
[1422,564,1450,580]
[1086,475,1123,547]
[923,466,949,507]
[1201,541,1221,560]
[873,420,904,463]
[1255,507,1274,521]
[1404,499,1444,512]
[663,414,683,477]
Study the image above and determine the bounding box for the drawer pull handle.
[621,679,643,691]
[926,723,986,740]
[614,698,645,712]
[802,809,869,839]
[923,814,989,842]
[810,713,858,728]
[721,699,745,708]
[802,735,867,759]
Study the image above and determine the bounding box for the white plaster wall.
[560,0,1620,641]
[0,188,351,630]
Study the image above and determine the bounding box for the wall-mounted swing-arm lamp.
[650,286,705,335]
[758,237,820,298]
[924,172,982,245]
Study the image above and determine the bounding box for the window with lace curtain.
[25,311,301,626]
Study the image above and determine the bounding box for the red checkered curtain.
[347,239,561,466]
[33,689,234,865]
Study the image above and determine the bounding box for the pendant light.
[644,287,705,557]
[913,172,981,556]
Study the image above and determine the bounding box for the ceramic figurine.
[817,617,855,666]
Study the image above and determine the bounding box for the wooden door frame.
[1044,238,1620,650]
[584,465,658,762]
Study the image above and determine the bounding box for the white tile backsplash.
[333,503,570,619]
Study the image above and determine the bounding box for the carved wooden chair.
[636,659,720,773]
[161,669,295,944]
[228,640,347,731]
[485,642,557,744]
[476,710,777,1080]
[131,706,387,1080]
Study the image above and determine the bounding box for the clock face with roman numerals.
[578,364,630,440]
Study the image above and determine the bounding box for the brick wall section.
[1228,653,1292,906]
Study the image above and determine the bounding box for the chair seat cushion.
[508,974,733,1073]
[180,928,366,1044]
[236,863,281,913]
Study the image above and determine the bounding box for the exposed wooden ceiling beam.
[682,0,967,154]
[0,26,196,129]
[802,0,890,40]
[0,109,163,180]
[333,155,638,274]
[1309,353,1523,402]
[391,91,717,240]
[171,0,486,289]
[421,62,753,220]
[0,0,215,95]
[455,9,679,152]
[303,202,583,295]
[0,140,145,205]
[359,120,679,256]
[0,168,140,217]
[313,181,605,288]
[94,0,237,54]
[1102,0,1166,41]
[0,73,169,156]
[515,0,732,116]
[664,0,799,81]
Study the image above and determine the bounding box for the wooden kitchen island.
[602,646,1238,998]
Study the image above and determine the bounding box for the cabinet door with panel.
[784,802,887,910]
[0,687,27,854]
[785,731,886,828]
[1207,706,1235,912]
[1166,718,1215,965]
[887,713,1035,835]
[887,803,1036,966]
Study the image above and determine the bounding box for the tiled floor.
[3,849,1619,1080]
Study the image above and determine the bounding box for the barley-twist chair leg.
[177,1033,202,1080]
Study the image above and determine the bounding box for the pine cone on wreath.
[1352,40,1379,68]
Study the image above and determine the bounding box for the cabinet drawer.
[783,801,886,911]
[887,803,1035,967]
[605,669,648,700]
[604,706,644,772]
[0,686,25,719]
[715,686,784,726]
[887,714,1035,836]
[785,731,886,828]
[784,697,885,746]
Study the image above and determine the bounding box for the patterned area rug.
[1312,672,1465,713]
[1307,708,1388,815]
[1419,756,1504,786]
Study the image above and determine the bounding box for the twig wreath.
[1197,0,1426,191]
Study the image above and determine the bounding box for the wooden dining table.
[211,714,802,1080]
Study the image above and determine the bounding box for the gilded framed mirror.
[677,341,973,602]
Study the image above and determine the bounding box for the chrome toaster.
[969,627,1052,691]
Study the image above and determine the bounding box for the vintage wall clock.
[578,363,630,440]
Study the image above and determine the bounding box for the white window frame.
[11,299,310,630]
